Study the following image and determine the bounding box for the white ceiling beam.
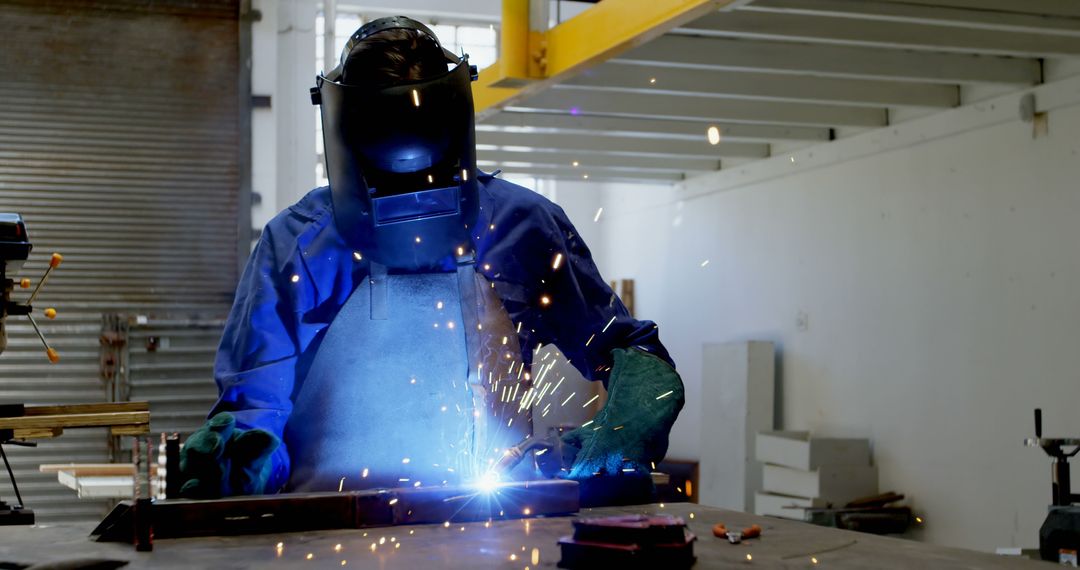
[679,11,1080,57]
[742,0,1080,35]
[479,112,832,143]
[514,86,888,127]
[476,130,770,158]
[617,35,1041,85]
[489,164,684,183]
[566,62,959,108]
[477,149,720,172]
[878,0,1080,18]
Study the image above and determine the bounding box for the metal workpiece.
[92,480,579,542]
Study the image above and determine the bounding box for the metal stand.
[0,426,35,526]
[1026,409,1080,562]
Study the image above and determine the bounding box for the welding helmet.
[312,16,480,270]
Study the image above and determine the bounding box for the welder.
[179,16,684,504]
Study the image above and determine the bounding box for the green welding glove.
[561,348,685,481]
[179,411,279,499]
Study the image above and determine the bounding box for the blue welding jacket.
[210,173,673,492]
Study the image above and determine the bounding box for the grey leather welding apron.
[286,261,531,492]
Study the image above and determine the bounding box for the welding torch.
[492,435,554,475]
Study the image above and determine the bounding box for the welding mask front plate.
[314,36,479,271]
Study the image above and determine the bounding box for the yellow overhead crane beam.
[474,0,738,119]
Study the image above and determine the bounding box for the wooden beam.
[566,62,960,108]
[473,0,740,117]
[477,149,719,171]
[516,87,888,127]
[479,112,832,143]
[617,35,1041,85]
[23,402,149,416]
[0,412,149,431]
[477,130,769,158]
[744,0,1080,36]
[680,11,1080,57]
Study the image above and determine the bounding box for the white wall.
[583,86,1080,551]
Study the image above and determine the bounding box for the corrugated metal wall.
[0,0,242,523]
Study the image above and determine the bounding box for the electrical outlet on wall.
[796,311,809,332]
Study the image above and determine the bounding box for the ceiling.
[475,0,1080,184]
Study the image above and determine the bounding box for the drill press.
[1026,408,1080,562]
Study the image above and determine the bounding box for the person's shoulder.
[482,175,568,228]
[263,186,333,242]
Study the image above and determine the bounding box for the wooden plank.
[23,401,149,416]
[11,427,63,439]
[0,411,149,431]
[110,424,151,436]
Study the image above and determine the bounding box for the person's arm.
[527,203,685,486]
[207,226,304,493]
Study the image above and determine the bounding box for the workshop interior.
[2,0,1079,567]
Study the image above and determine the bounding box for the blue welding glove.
[560,348,684,484]
[179,411,279,499]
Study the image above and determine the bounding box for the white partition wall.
[698,341,776,511]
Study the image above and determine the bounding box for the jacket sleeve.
[498,198,673,384]
[210,227,301,492]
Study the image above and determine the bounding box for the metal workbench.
[0,503,1047,568]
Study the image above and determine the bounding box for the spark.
[747,554,753,561]
[551,376,565,395]
[551,253,564,271]
[410,530,415,535]
[291,274,300,283]
[593,207,603,222]
[689,512,695,519]
[656,390,674,400]
[338,477,346,492]
[353,251,362,261]
[583,174,589,180]
[444,522,451,528]
[484,521,491,528]
[601,315,617,333]
[581,420,594,428]
[428,174,434,183]
[582,394,600,408]
[411,89,420,107]
[613,425,624,431]
[394,543,400,549]
[540,295,551,306]
[341,560,347,566]
[436,301,443,309]
[334,544,343,552]
[306,553,314,560]
[460,526,465,531]
[523,507,532,516]
[585,334,595,347]
[686,481,693,496]
[447,321,455,329]
[456,246,465,256]
[362,468,369,478]
[572,160,579,167]
[532,548,540,565]
[415,236,422,243]
[370,543,376,551]
[649,77,657,84]
[700,259,710,267]
[659,503,665,508]
[502,336,508,345]
[811,557,819,565]
[462,168,469,181]
[414,481,422,487]
[509,554,517,561]
[483,263,491,271]
[388,498,399,505]
[535,447,549,456]
[402,457,411,464]
[562,392,576,406]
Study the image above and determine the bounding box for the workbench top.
[0,502,1047,568]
